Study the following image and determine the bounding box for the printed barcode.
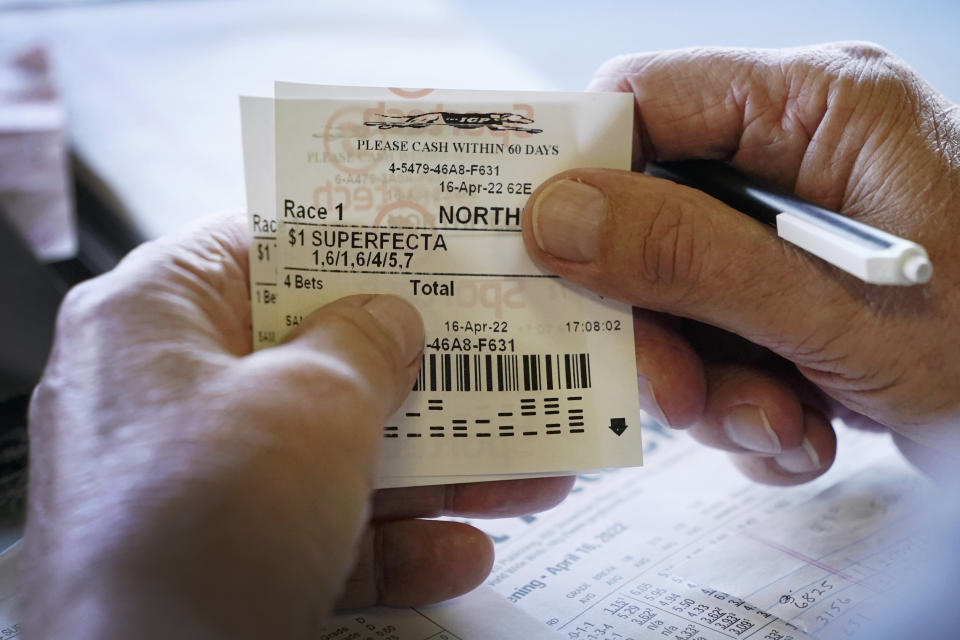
[413,353,591,392]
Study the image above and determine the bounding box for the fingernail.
[637,374,670,427]
[775,437,821,474]
[723,406,781,454]
[531,179,606,262]
[362,295,424,365]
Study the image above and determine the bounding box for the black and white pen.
[646,159,933,286]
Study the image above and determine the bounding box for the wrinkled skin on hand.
[24,214,573,639]
[523,42,960,484]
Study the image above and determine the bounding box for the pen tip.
[902,255,933,284]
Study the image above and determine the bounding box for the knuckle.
[820,41,917,103]
[637,191,714,305]
[833,40,893,63]
[56,273,132,330]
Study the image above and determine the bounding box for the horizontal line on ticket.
[281,267,559,278]
[283,221,520,233]
[253,282,276,286]
[253,235,275,240]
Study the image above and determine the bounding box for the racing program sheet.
[317,424,933,640]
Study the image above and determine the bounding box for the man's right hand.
[522,42,960,483]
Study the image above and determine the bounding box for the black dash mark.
[429,426,444,431]
[570,429,585,434]
[405,412,420,418]
[499,425,514,430]
[454,433,467,438]
[477,433,491,438]
[407,433,422,438]
[546,430,561,435]
[521,412,536,417]
[384,426,398,431]
[498,412,513,417]
[609,418,628,436]
[385,434,398,438]
[522,431,538,436]
[569,421,584,427]
[362,111,543,134]
[476,419,491,424]
[431,433,444,438]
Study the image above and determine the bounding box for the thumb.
[242,293,424,478]
[230,293,424,601]
[274,294,425,421]
[522,169,865,356]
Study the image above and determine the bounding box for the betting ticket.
[241,85,643,487]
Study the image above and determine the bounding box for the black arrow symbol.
[609,417,628,436]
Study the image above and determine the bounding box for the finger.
[585,43,918,199]
[522,170,873,366]
[80,212,253,355]
[336,520,493,608]
[631,308,705,429]
[586,47,813,186]
[236,294,424,500]
[728,406,836,485]
[689,362,806,455]
[371,475,575,520]
[270,293,424,414]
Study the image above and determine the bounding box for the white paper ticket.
[241,84,643,488]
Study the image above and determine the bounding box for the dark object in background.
[0,168,141,514]
[0,210,61,403]
[0,210,58,514]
